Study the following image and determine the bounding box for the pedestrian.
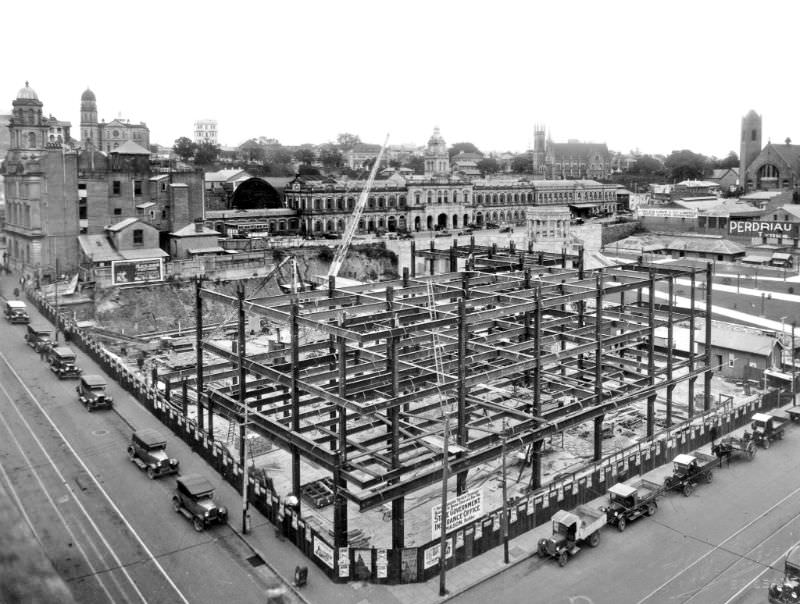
[13,287,19,298]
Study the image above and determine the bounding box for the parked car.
[48,346,82,379]
[663,452,715,496]
[485,222,499,229]
[538,505,606,566]
[457,229,473,236]
[172,474,228,531]
[499,226,512,233]
[76,374,113,411]
[603,478,661,531]
[745,412,786,449]
[770,544,800,603]
[127,429,179,479]
[4,300,30,324]
[25,324,52,353]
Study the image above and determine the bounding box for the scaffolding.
[177,241,712,550]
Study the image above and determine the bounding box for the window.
[134,180,142,196]
[133,229,143,245]
[751,129,757,141]
[114,208,122,215]
[113,181,121,195]
[728,355,735,368]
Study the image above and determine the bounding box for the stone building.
[80,87,149,152]
[193,119,218,145]
[532,124,612,180]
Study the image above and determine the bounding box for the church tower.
[9,82,47,150]
[533,124,546,174]
[80,87,100,146]
[739,110,761,190]
[424,126,450,177]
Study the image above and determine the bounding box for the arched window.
[326,220,333,232]
[378,196,385,209]
[337,197,343,210]
[27,132,36,148]
[368,197,375,209]
[399,195,406,207]
[314,198,321,210]
[348,197,355,209]
[427,191,433,203]
[314,220,322,232]
[326,198,333,210]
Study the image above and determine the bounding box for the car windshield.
[674,462,687,471]
[89,385,106,392]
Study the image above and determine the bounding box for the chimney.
[194,218,204,233]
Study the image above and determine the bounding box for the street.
[0,302,294,604]
[456,425,800,604]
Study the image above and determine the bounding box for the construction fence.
[25,285,792,585]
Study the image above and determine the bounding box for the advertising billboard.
[111,258,164,285]
[728,220,798,237]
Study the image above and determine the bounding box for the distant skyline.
[2,0,798,159]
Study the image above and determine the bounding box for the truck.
[537,504,606,566]
[711,435,756,464]
[603,478,662,532]
[745,412,786,448]
[48,346,82,379]
[4,300,30,324]
[127,429,179,479]
[25,324,52,353]
[769,545,800,603]
[172,474,228,532]
[663,452,716,497]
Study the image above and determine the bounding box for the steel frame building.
[178,243,712,550]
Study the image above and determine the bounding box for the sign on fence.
[111,258,164,285]
[431,490,483,538]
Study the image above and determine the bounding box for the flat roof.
[673,454,695,465]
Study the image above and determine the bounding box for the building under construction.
[177,241,713,553]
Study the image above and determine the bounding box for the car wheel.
[646,503,657,517]
[172,498,181,512]
[617,517,627,532]
[192,517,205,532]
[127,447,135,461]
[538,541,548,557]
[147,467,156,480]
[683,483,694,497]
[763,439,771,450]
[558,551,568,567]
[705,471,713,484]
[588,532,600,547]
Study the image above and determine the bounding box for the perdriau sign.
[431,490,483,539]
[728,220,798,236]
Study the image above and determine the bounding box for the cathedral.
[739,110,800,192]
[531,124,612,180]
[80,87,150,152]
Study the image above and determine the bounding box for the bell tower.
[739,110,761,191]
[80,87,99,146]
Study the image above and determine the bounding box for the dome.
[16,81,38,101]
[81,87,96,102]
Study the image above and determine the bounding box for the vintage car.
[770,544,800,603]
[172,474,228,531]
[4,300,30,324]
[25,324,52,353]
[76,374,113,411]
[48,346,82,379]
[127,429,179,479]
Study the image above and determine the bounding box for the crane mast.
[326,134,390,280]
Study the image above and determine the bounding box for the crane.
[326,133,390,281]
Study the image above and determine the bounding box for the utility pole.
[438,417,450,597]
[237,283,249,534]
[501,419,509,565]
[54,257,60,343]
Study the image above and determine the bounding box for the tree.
[173,137,197,162]
[716,151,739,170]
[336,133,362,150]
[449,142,482,158]
[404,156,424,174]
[664,150,708,181]
[477,157,500,175]
[239,139,267,163]
[319,144,343,169]
[511,155,531,173]
[194,142,220,165]
[298,164,320,176]
[629,155,665,176]
[296,147,316,165]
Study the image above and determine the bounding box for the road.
[455,426,800,604]
[0,303,293,603]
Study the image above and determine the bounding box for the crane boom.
[326,134,390,280]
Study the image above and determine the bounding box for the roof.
[111,140,151,155]
[773,252,792,260]
[550,509,578,525]
[187,246,226,254]
[752,412,773,422]
[608,483,637,498]
[106,217,140,232]
[82,374,106,387]
[205,169,250,183]
[6,300,26,308]
[741,255,771,264]
[676,180,719,188]
[79,234,123,262]
[777,205,800,220]
[50,346,75,357]
[134,428,166,448]
[654,323,779,356]
[177,474,215,496]
[118,248,169,260]
[136,202,156,209]
[673,454,696,465]
[171,223,221,237]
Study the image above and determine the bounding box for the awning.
[772,252,792,260]
[764,368,793,381]
[136,202,156,209]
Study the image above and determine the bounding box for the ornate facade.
[80,87,150,152]
[532,124,612,180]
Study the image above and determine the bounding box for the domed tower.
[80,87,100,146]
[10,82,46,150]
[740,110,762,191]
[424,126,449,177]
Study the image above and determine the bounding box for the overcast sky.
[2,0,797,158]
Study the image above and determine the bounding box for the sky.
[2,0,798,159]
